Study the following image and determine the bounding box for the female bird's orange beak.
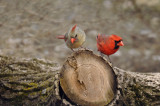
[71,38,76,44]
[117,41,124,46]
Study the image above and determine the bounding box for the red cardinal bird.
[57,25,86,51]
[96,34,124,64]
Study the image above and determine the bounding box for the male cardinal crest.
[96,34,124,64]
[57,25,86,51]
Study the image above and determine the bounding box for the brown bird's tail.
[57,35,65,39]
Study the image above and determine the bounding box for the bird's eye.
[75,34,78,37]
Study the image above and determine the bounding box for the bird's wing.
[96,34,107,47]
[64,33,68,41]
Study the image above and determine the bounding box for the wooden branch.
[0,50,159,106]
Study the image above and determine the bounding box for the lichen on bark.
[110,68,160,106]
[0,55,63,106]
[0,53,160,106]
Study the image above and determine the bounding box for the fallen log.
[0,50,159,106]
[60,50,117,106]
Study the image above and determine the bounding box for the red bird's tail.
[96,34,104,51]
[96,34,101,42]
[96,34,106,42]
[96,34,106,46]
[57,35,65,39]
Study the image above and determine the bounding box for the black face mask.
[114,40,121,49]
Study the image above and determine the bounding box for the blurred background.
[0,0,160,72]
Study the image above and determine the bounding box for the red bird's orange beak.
[71,38,76,44]
[117,41,124,46]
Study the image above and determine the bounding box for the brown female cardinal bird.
[57,25,86,51]
[96,34,124,64]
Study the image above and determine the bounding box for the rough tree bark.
[0,50,160,106]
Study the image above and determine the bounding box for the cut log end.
[60,50,117,105]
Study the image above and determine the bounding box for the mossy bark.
[0,52,160,106]
[0,55,63,106]
[111,68,160,106]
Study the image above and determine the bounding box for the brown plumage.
[57,25,86,51]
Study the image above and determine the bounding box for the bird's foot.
[71,48,74,52]
[108,61,113,67]
[100,53,104,57]
[100,54,113,67]
[78,46,86,50]
[107,56,114,67]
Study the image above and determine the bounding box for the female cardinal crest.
[57,25,86,51]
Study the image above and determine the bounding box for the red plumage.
[96,34,124,56]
